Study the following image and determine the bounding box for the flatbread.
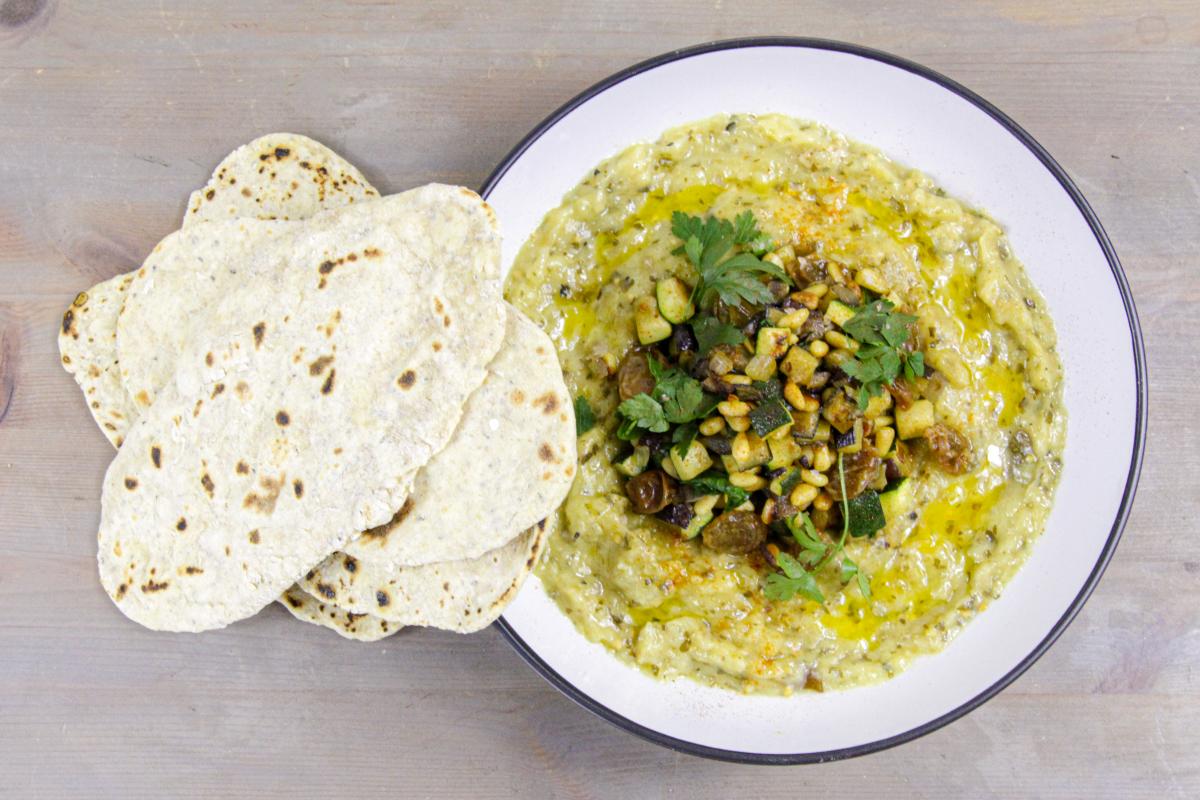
[58,273,138,447]
[116,221,295,413]
[278,586,399,642]
[293,307,571,630]
[295,518,551,634]
[338,306,573,568]
[59,134,378,447]
[97,186,506,631]
[183,133,378,225]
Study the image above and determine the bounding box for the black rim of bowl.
[478,36,1148,765]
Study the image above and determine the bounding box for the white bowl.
[481,38,1147,763]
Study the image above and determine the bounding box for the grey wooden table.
[1,1,1196,797]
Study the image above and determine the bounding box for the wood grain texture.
[1,0,1196,796]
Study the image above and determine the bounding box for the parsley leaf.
[697,253,787,308]
[573,396,596,436]
[692,315,744,356]
[731,210,777,256]
[647,358,716,424]
[615,394,668,435]
[670,211,789,310]
[840,299,926,409]
[786,513,826,557]
[769,467,882,603]
[764,553,825,603]
[684,472,749,508]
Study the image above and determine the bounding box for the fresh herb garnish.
[833,452,872,595]
[786,512,828,567]
[573,395,596,436]
[684,472,749,508]
[617,358,717,439]
[692,315,744,356]
[840,298,926,409]
[764,552,825,603]
[646,358,714,424]
[732,210,776,255]
[616,394,668,436]
[766,454,881,602]
[671,211,789,308]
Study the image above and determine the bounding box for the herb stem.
[815,452,851,571]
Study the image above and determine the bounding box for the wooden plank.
[0,1,1196,796]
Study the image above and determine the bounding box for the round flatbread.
[278,586,399,642]
[183,133,378,225]
[59,134,378,448]
[97,186,506,631]
[296,518,551,634]
[341,306,573,567]
[58,273,138,447]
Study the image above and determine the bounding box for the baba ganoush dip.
[504,113,1066,694]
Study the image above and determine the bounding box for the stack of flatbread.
[58,135,575,640]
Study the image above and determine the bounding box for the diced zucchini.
[752,378,784,401]
[879,478,916,524]
[670,439,713,482]
[681,494,720,539]
[846,490,886,538]
[896,399,935,440]
[749,398,793,438]
[767,435,804,470]
[615,446,650,477]
[791,409,820,439]
[834,418,865,454]
[655,277,695,324]
[826,300,857,328]
[744,353,777,381]
[755,326,790,359]
[821,390,860,434]
[634,296,672,344]
[682,507,715,539]
[779,345,820,385]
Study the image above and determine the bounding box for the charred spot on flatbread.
[243,474,285,515]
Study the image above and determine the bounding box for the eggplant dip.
[504,114,1065,694]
